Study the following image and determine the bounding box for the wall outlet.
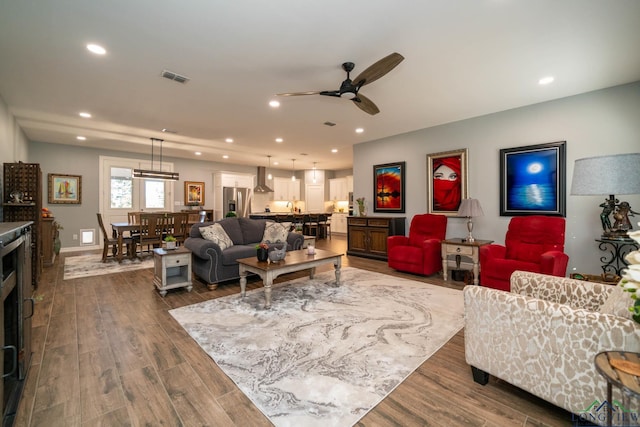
[73,234,78,240]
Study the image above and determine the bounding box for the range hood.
[254,166,273,193]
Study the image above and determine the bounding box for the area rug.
[63,254,153,280]
[170,267,464,427]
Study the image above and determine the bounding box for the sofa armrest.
[539,250,569,276]
[421,238,442,258]
[184,237,223,260]
[464,284,640,415]
[286,232,304,251]
[510,271,611,311]
[387,235,409,253]
[479,243,506,262]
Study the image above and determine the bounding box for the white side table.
[153,247,192,296]
[441,238,493,285]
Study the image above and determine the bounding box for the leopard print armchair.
[464,271,640,425]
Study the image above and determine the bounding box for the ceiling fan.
[276,52,404,115]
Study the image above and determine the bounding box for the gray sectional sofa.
[184,217,304,290]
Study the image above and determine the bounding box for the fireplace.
[0,222,34,426]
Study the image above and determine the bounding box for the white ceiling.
[1,1,639,171]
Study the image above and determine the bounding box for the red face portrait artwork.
[432,156,461,211]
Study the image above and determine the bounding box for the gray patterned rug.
[63,253,153,280]
[170,267,464,427]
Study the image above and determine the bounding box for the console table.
[596,237,639,276]
[347,216,405,260]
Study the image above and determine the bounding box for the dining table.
[110,221,140,262]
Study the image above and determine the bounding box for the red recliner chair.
[479,216,569,291]
[387,214,447,276]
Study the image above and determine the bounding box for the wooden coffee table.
[237,249,343,308]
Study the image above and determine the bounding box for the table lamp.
[457,198,484,242]
[570,153,640,238]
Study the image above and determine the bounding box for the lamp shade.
[570,153,640,195]
[457,198,484,218]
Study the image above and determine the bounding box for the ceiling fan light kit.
[276,52,404,115]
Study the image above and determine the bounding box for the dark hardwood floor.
[14,235,573,426]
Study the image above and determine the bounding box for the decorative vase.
[358,205,366,216]
[257,248,268,262]
[164,241,176,250]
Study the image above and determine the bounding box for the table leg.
[264,271,273,309]
[334,257,342,285]
[442,247,448,281]
[309,266,316,279]
[239,266,247,297]
[117,233,124,262]
[606,382,612,427]
[472,261,480,286]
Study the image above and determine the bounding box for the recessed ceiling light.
[79,112,91,118]
[275,138,283,143]
[195,152,202,156]
[269,100,280,108]
[538,76,554,85]
[222,155,229,159]
[273,161,279,166]
[355,128,364,133]
[225,138,233,143]
[86,44,106,55]
[331,148,338,153]
[76,136,86,141]
[162,128,177,134]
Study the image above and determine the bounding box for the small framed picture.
[373,162,406,213]
[499,141,566,216]
[185,181,205,206]
[48,173,82,204]
[427,149,468,216]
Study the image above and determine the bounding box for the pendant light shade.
[291,159,296,181]
[133,138,179,180]
[267,155,272,180]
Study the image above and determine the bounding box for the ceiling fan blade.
[276,91,322,96]
[352,52,404,88]
[353,93,380,115]
[319,90,340,97]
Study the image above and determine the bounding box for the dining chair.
[320,213,332,239]
[137,213,165,253]
[171,212,190,245]
[305,214,321,238]
[97,213,134,262]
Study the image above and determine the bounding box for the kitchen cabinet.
[273,177,300,201]
[329,178,348,201]
[331,213,348,234]
[347,216,405,260]
[217,172,254,189]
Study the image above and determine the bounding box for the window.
[110,167,133,209]
[144,180,165,209]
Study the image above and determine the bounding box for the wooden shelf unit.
[3,162,42,287]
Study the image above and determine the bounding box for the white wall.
[0,95,30,218]
[353,82,640,275]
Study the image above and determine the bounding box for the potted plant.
[164,235,177,250]
[256,242,269,262]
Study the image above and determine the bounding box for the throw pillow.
[199,223,234,250]
[599,285,634,320]
[262,221,289,244]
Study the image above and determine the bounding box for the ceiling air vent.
[161,69,190,84]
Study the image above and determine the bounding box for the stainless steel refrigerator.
[223,187,252,218]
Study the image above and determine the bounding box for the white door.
[99,156,174,243]
[305,184,325,213]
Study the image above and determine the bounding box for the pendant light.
[267,155,273,180]
[291,159,296,181]
[312,162,317,183]
[133,138,179,180]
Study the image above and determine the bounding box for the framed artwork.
[427,149,468,216]
[184,181,205,206]
[373,162,406,213]
[48,173,82,204]
[499,141,566,217]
